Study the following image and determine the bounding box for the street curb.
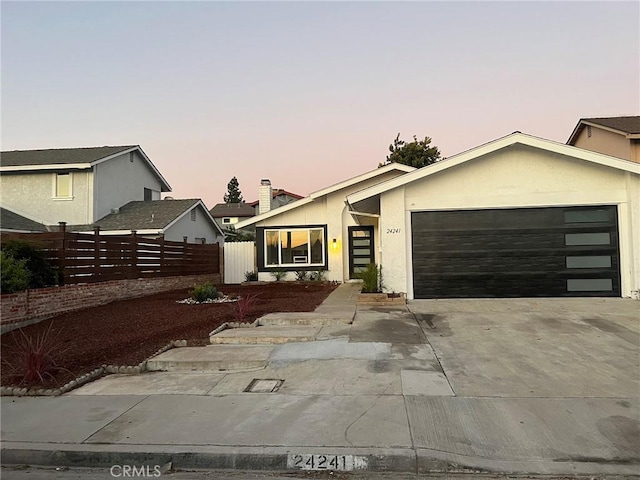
[2,444,639,476]
[1,445,417,473]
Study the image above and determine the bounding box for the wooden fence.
[1,227,220,285]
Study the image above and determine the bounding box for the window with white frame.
[54,173,72,198]
[264,228,325,267]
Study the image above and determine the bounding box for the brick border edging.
[1,274,222,333]
[0,339,189,397]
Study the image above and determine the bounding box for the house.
[209,202,257,231]
[77,199,224,244]
[0,145,222,243]
[234,163,415,278]
[236,132,640,299]
[210,182,303,232]
[247,183,303,214]
[0,207,48,233]
[0,145,171,226]
[567,116,640,162]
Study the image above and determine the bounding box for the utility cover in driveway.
[411,206,620,298]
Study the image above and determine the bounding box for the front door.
[348,226,375,279]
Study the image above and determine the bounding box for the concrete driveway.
[3,288,639,475]
[407,297,639,398]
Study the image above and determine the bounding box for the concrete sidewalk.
[2,284,639,476]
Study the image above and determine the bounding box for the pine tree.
[224,176,243,203]
[379,134,441,168]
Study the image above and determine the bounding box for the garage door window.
[567,279,613,292]
[565,232,610,246]
[566,256,612,269]
[564,209,613,223]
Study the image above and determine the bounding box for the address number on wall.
[287,454,368,471]
[386,228,402,234]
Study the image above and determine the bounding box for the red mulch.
[1,281,337,389]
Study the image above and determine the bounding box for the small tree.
[224,177,244,203]
[224,226,255,243]
[379,133,441,169]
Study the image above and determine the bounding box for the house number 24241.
[386,228,401,234]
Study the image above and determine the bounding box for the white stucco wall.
[0,169,94,225]
[164,205,223,244]
[93,151,164,221]
[377,145,639,298]
[255,170,405,282]
[379,187,407,294]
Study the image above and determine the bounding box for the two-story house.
[0,145,223,243]
[567,116,640,162]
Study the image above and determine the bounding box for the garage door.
[411,206,620,298]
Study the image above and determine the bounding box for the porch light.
[332,238,338,250]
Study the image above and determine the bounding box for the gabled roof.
[92,199,223,236]
[0,207,48,233]
[347,132,640,206]
[235,163,415,229]
[209,202,256,218]
[248,189,304,207]
[567,116,640,144]
[0,145,172,192]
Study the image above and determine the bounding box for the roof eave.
[0,163,93,172]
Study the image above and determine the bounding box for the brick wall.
[1,274,221,333]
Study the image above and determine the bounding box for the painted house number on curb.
[386,228,401,234]
[287,454,368,471]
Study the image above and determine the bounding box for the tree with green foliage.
[0,251,30,293]
[1,240,60,289]
[223,226,256,243]
[224,177,244,203]
[379,133,441,168]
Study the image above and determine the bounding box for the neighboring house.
[0,145,171,226]
[0,207,48,233]
[237,132,640,299]
[209,202,257,231]
[567,116,640,162]
[76,199,224,244]
[248,183,303,215]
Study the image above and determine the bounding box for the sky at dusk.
[2,1,638,208]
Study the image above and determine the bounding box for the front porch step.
[146,345,274,372]
[257,312,353,326]
[210,325,321,345]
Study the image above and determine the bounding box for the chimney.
[259,179,272,215]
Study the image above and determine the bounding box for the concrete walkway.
[2,285,638,476]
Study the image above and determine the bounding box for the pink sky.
[2,1,638,208]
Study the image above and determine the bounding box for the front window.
[265,228,325,267]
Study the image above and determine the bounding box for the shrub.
[294,270,308,281]
[309,269,327,282]
[189,282,218,302]
[1,240,60,289]
[229,293,260,323]
[244,271,258,282]
[2,322,69,386]
[0,251,30,294]
[270,268,287,281]
[357,263,384,293]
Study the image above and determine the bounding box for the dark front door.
[349,226,375,279]
[411,206,620,298]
